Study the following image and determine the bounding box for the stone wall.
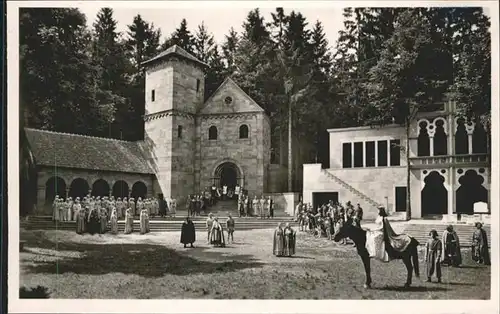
[303,164,407,220]
[263,192,300,216]
[328,124,406,169]
[36,166,155,215]
[171,114,196,199]
[198,113,267,196]
[144,58,205,115]
[144,115,174,199]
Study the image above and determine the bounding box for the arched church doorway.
[214,162,241,189]
[45,176,66,205]
[421,170,448,216]
[112,180,129,199]
[68,178,90,199]
[456,169,488,214]
[92,179,110,197]
[131,181,147,200]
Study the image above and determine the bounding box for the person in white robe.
[52,196,60,222]
[73,198,82,221]
[110,208,118,235]
[124,208,134,234]
[171,197,177,217]
[140,209,148,235]
[66,198,74,221]
[365,206,412,262]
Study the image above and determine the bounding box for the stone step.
[20,219,296,232]
[402,224,491,247]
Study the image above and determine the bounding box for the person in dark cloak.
[472,222,490,265]
[87,206,100,235]
[441,225,462,267]
[181,217,196,248]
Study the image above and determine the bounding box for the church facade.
[142,45,272,200]
[25,46,277,215]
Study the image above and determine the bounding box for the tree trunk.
[288,98,293,192]
[405,120,411,221]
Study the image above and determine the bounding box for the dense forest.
[19,7,491,168]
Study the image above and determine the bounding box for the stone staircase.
[196,200,291,218]
[321,169,384,208]
[402,222,491,247]
[21,214,296,232]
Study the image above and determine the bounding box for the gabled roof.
[142,45,209,68]
[24,128,154,174]
[200,77,265,115]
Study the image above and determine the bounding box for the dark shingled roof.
[24,128,154,174]
[142,44,209,68]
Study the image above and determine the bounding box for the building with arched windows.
[24,45,283,215]
[303,101,491,221]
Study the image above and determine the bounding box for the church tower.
[142,45,208,199]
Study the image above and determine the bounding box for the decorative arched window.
[209,126,218,140]
[239,124,249,139]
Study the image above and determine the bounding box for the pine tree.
[193,22,216,63]
[126,14,161,71]
[222,27,239,76]
[242,9,271,45]
[205,45,227,99]
[162,18,195,53]
[92,8,130,139]
[270,7,289,48]
[125,14,162,140]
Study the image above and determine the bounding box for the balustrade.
[409,153,489,167]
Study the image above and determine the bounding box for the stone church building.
[26,45,283,215]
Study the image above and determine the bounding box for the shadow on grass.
[373,285,449,292]
[23,231,263,278]
[443,282,476,286]
[456,265,484,269]
[20,286,50,298]
[291,255,315,260]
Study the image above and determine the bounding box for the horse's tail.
[411,238,420,278]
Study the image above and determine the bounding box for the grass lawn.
[19,228,490,299]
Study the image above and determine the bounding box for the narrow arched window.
[239,125,249,139]
[209,126,218,140]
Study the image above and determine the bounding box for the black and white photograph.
[7,1,499,313]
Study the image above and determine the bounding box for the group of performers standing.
[425,222,490,282]
[50,194,155,235]
[273,223,296,257]
[51,194,180,221]
[296,200,363,244]
[237,195,274,218]
[180,213,237,248]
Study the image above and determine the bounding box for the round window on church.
[224,96,233,105]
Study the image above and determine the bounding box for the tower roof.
[142,45,209,68]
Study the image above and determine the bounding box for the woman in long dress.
[472,222,490,265]
[124,208,134,234]
[283,223,296,257]
[99,206,108,234]
[75,206,86,234]
[210,218,226,247]
[110,208,118,235]
[273,223,285,257]
[52,197,60,222]
[140,209,148,234]
[365,206,412,262]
